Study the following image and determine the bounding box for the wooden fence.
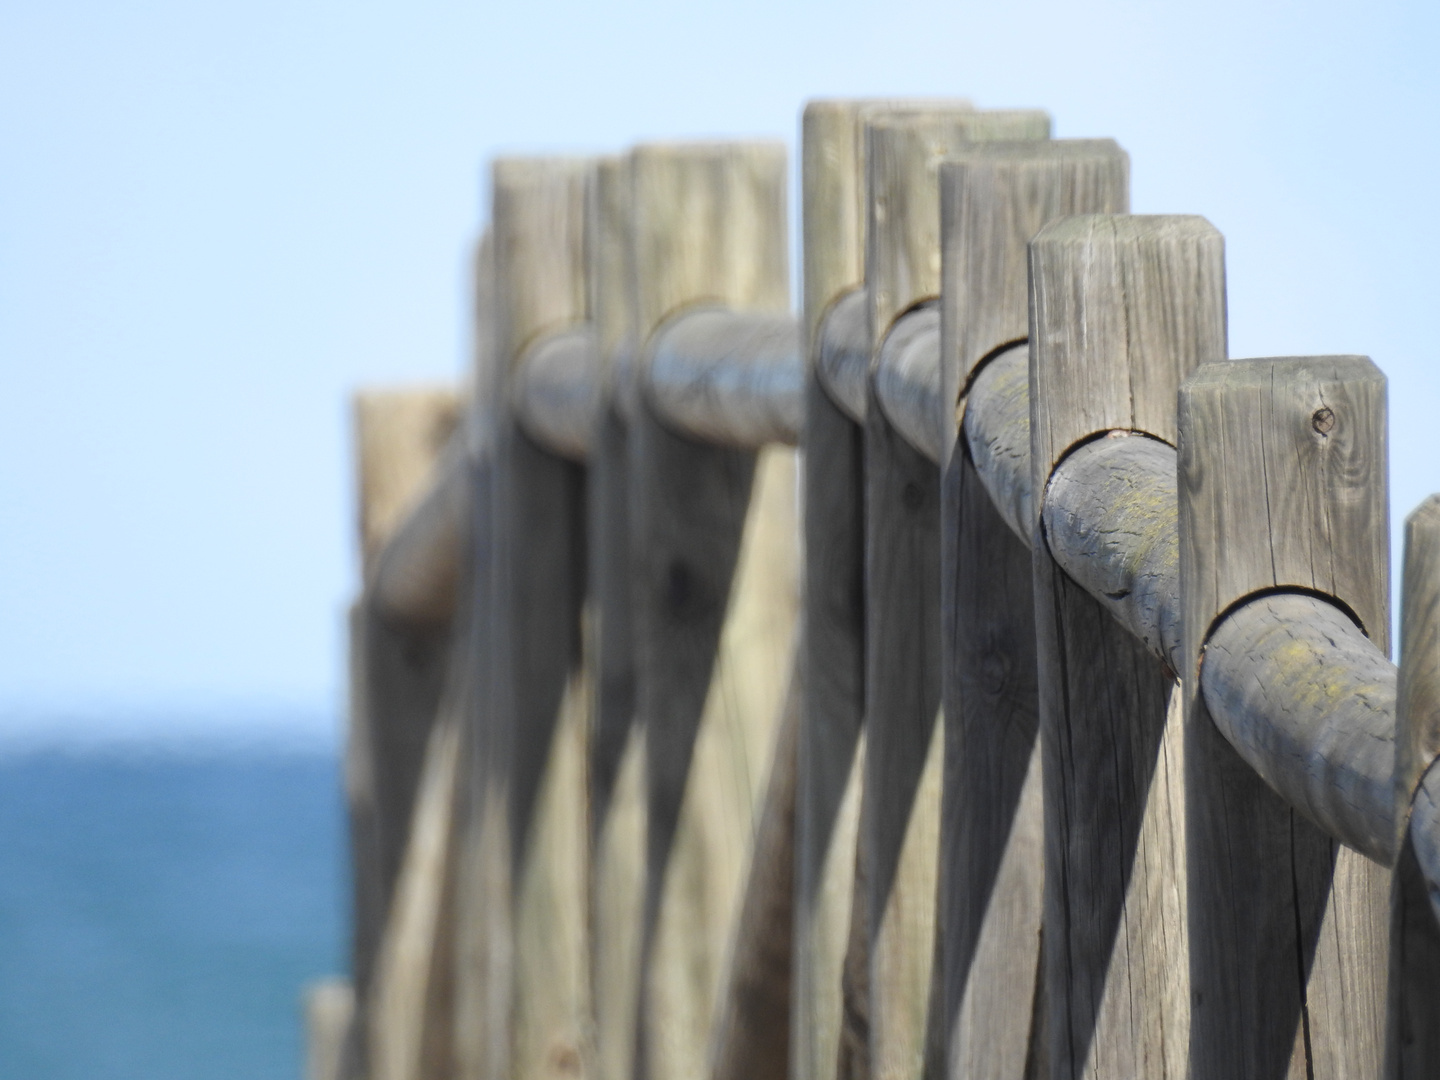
[310,98,1440,1080]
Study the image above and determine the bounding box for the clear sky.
[1,0,1435,734]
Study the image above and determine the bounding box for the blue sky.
[1,0,1435,733]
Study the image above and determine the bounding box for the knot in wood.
[1311,406,1336,435]
[663,559,708,622]
[901,481,926,512]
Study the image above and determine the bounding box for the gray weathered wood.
[855,106,1053,1080]
[370,436,470,628]
[940,140,1128,439]
[815,286,871,424]
[627,141,796,1080]
[961,339,1400,868]
[585,155,647,1080]
[1178,354,1390,1080]
[936,139,1127,1080]
[512,327,600,461]
[793,98,887,1080]
[873,306,942,463]
[865,110,1050,343]
[647,308,803,446]
[1029,214,1225,1079]
[463,156,593,1080]
[961,343,1031,543]
[1389,493,1440,1078]
[1200,593,1395,865]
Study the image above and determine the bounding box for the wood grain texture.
[1199,594,1396,864]
[939,140,1128,461]
[647,308,802,447]
[873,305,942,463]
[630,141,789,334]
[795,306,868,1080]
[796,117,875,1080]
[961,343,1031,544]
[1178,355,1389,1080]
[627,140,795,1080]
[935,137,1128,1080]
[1389,494,1440,1077]
[860,359,943,1080]
[1029,214,1224,1080]
[854,104,1047,1080]
[631,435,798,1080]
[865,108,1050,345]
[801,99,971,348]
[816,286,871,423]
[513,327,600,461]
[939,445,1044,1080]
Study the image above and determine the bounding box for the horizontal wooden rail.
[815,288,868,422]
[872,305,942,462]
[960,343,1403,866]
[559,265,1408,870]
[368,436,470,628]
[646,308,803,446]
[512,327,600,460]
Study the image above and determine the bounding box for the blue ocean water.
[0,743,348,1080]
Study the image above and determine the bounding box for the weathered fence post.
[626,141,798,1080]
[586,155,647,1080]
[858,106,1049,1080]
[463,156,593,1080]
[794,99,875,1080]
[1178,355,1390,1078]
[1390,494,1440,1076]
[1029,214,1224,1079]
[936,140,1127,1080]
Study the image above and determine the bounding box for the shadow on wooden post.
[855,106,1050,1080]
[1179,355,1389,1079]
[626,141,797,1080]
[1030,215,1225,1079]
[456,157,593,1080]
[1390,494,1440,1076]
[585,156,648,1080]
[936,140,1128,1080]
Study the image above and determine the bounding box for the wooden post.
[348,386,462,1024]
[1029,215,1225,1079]
[464,157,593,1080]
[626,141,798,1080]
[936,140,1128,1080]
[586,155,647,1080]
[1178,355,1389,1079]
[795,99,884,1080]
[856,106,1050,1080]
[1390,494,1440,1076]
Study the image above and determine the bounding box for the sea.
[0,709,348,1080]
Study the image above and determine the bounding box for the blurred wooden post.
[1029,215,1224,1079]
[935,140,1127,1080]
[627,141,797,1080]
[307,979,358,1080]
[794,98,888,1080]
[586,155,648,1080]
[1390,494,1440,1077]
[1179,355,1389,1079]
[857,106,1048,1080]
[348,387,462,1031]
[466,157,593,1080]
